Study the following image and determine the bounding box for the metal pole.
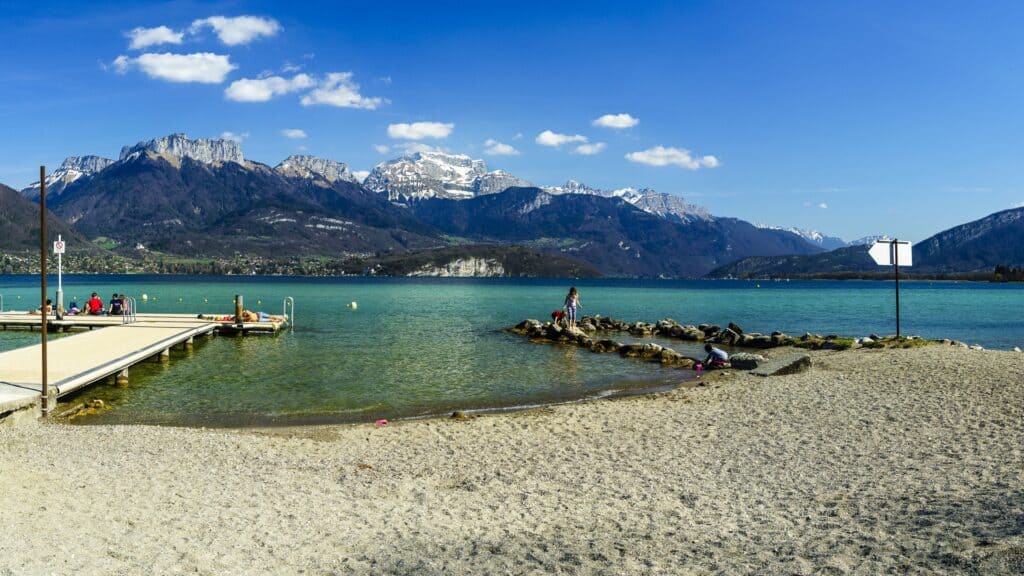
[56,234,63,318]
[894,238,900,340]
[40,166,49,415]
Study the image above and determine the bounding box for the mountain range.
[710,207,1024,278]
[7,133,1017,278]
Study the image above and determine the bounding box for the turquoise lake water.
[1,275,1022,427]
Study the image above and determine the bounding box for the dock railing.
[122,297,138,324]
[283,297,295,330]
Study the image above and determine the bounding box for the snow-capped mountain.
[848,235,890,246]
[756,225,848,250]
[21,155,115,201]
[363,151,532,201]
[119,133,245,165]
[543,180,712,223]
[275,155,359,184]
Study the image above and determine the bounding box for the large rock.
[749,354,812,377]
[590,339,622,353]
[728,352,766,370]
[511,319,542,334]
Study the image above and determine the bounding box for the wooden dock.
[0,312,288,417]
[0,312,287,334]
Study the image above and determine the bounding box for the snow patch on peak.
[20,155,115,200]
[364,151,531,201]
[543,181,711,223]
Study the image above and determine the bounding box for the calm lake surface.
[1,275,1021,427]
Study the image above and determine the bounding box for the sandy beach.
[1,345,1022,575]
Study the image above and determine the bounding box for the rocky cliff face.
[406,257,506,277]
[364,151,531,201]
[119,133,244,165]
[275,155,358,183]
[21,156,115,201]
[475,170,533,196]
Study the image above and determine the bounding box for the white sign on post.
[53,240,66,254]
[868,240,912,267]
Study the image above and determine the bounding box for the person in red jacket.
[86,292,104,315]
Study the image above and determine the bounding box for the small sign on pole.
[868,238,913,339]
[54,234,65,318]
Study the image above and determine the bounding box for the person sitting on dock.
[30,299,53,315]
[67,301,81,315]
[86,293,104,315]
[703,344,730,369]
[108,293,124,316]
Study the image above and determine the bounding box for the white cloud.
[224,73,314,102]
[593,113,639,129]
[129,52,235,83]
[536,130,588,147]
[818,202,829,209]
[220,131,248,143]
[352,170,370,182]
[513,133,523,140]
[190,15,280,46]
[374,144,391,154]
[281,62,302,73]
[483,139,519,156]
[112,55,131,74]
[127,26,184,50]
[574,142,606,155]
[387,121,454,140]
[624,146,719,170]
[1013,201,1024,208]
[300,72,384,109]
[281,128,307,139]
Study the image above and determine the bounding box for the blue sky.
[2,0,1023,241]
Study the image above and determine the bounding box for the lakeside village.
[3,249,1024,282]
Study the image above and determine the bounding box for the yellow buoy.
[348,301,358,310]
[141,293,149,301]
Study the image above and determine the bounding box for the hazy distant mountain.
[20,156,115,201]
[709,207,1024,277]
[544,180,712,223]
[756,225,847,250]
[409,187,822,277]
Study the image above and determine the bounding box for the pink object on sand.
[694,362,704,372]
[374,419,389,426]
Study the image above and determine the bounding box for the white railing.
[283,297,294,330]
[122,297,138,324]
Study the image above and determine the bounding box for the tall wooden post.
[39,166,49,415]
[234,294,244,327]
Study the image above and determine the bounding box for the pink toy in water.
[374,419,389,426]
[694,362,704,373]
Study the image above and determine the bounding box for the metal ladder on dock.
[283,297,295,330]
[121,297,138,324]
